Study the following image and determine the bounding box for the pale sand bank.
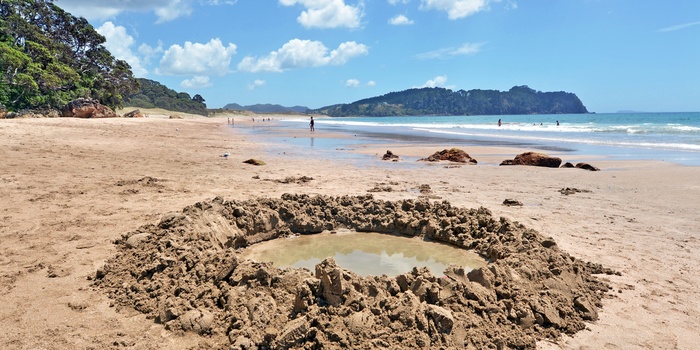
[0,117,698,349]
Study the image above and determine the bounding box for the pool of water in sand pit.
[240,230,487,277]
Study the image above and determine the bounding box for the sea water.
[277,112,700,165]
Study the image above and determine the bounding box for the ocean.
[279,112,700,166]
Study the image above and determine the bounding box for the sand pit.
[95,194,613,349]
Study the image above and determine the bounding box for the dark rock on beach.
[575,162,600,171]
[500,152,562,168]
[381,150,400,161]
[243,159,266,166]
[419,148,477,164]
[123,109,145,118]
[503,198,523,206]
[561,162,600,171]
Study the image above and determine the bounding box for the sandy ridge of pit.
[94,194,614,349]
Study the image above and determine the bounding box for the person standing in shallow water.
[310,116,315,132]
[498,119,502,127]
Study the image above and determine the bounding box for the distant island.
[310,85,589,117]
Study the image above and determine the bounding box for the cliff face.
[312,85,589,117]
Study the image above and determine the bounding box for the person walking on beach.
[310,116,315,132]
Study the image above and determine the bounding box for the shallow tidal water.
[240,230,487,277]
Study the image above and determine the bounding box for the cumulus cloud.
[420,0,489,20]
[137,41,164,65]
[55,0,238,22]
[248,79,266,90]
[181,76,212,88]
[420,75,451,88]
[96,22,148,77]
[345,79,361,87]
[279,0,364,29]
[237,39,368,73]
[157,38,237,76]
[153,0,193,22]
[416,42,484,59]
[367,80,376,86]
[389,14,414,25]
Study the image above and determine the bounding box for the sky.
[54,0,700,112]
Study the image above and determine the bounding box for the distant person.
[498,119,502,127]
[556,120,560,126]
[310,116,315,132]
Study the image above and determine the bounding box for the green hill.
[311,86,589,117]
[223,103,309,114]
[126,78,207,116]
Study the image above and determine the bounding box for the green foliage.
[125,78,208,116]
[312,86,589,117]
[0,0,139,111]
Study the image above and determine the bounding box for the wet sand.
[1,113,699,348]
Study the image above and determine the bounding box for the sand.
[0,114,699,349]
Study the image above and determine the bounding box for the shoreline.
[270,115,700,166]
[0,116,698,348]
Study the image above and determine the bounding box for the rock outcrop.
[61,98,117,118]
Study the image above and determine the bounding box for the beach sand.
[0,115,698,349]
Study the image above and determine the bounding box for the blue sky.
[55,0,700,112]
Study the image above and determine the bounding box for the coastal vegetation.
[311,86,589,117]
[125,78,208,116]
[0,0,138,111]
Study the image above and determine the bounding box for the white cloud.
[420,0,489,20]
[367,80,376,86]
[204,0,238,4]
[389,14,414,25]
[421,75,448,88]
[388,0,410,4]
[416,42,484,59]
[96,22,148,77]
[137,41,164,67]
[181,76,212,88]
[345,79,361,87]
[157,38,237,76]
[237,39,368,73]
[248,79,266,90]
[153,0,193,23]
[54,0,225,22]
[279,0,364,29]
[658,21,700,33]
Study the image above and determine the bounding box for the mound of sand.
[94,194,613,349]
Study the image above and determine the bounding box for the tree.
[0,0,138,111]
[192,94,205,103]
[125,78,207,116]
